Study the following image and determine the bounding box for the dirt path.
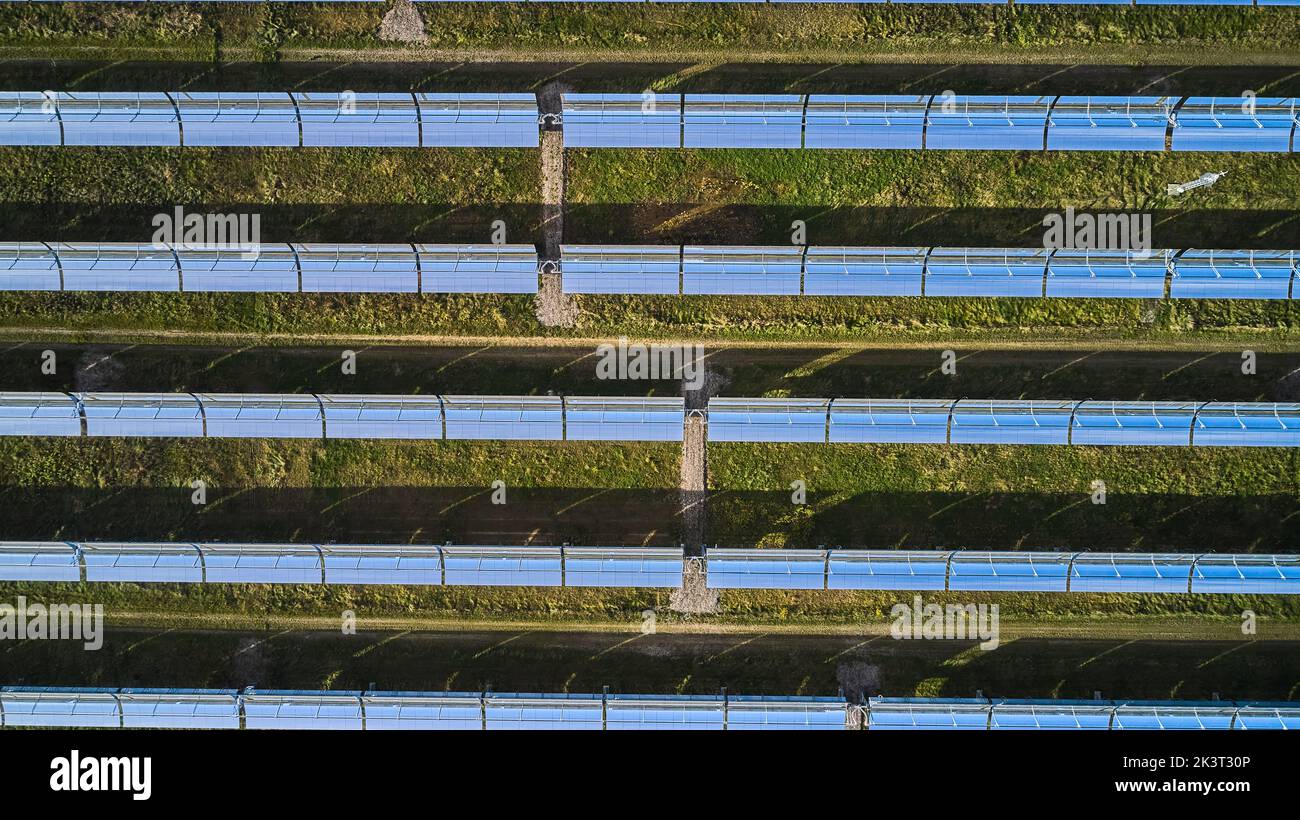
[533,85,579,329]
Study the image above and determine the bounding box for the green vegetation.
[708,443,1300,550]
[1,435,1297,626]
[0,146,1295,343]
[567,150,1300,215]
[5,626,1300,699]
[1,5,1298,62]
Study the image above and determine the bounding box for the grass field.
[1,434,1296,625]
[2,5,1298,64]
[5,626,1300,700]
[708,443,1300,551]
[0,145,1295,342]
[5,342,1299,401]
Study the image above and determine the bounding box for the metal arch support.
[410,242,423,294]
[721,686,729,731]
[436,394,447,441]
[822,547,831,591]
[1064,551,1082,593]
[193,542,207,584]
[312,393,328,440]
[1066,399,1087,446]
[920,94,937,151]
[559,394,568,441]
[798,242,809,296]
[1041,247,1054,298]
[1041,95,1062,152]
[920,246,935,297]
[437,543,447,586]
[1188,552,1209,594]
[43,90,66,147]
[945,398,962,445]
[163,91,185,148]
[188,392,208,437]
[799,94,810,150]
[237,688,249,731]
[538,259,559,275]
[824,397,835,444]
[1165,248,1186,300]
[358,692,368,732]
[479,690,488,731]
[65,391,88,437]
[1188,400,1213,448]
[1164,96,1189,152]
[40,240,65,291]
[560,543,567,587]
[67,540,87,584]
[168,243,184,293]
[943,550,956,592]
[286,91,305,148]
[313,544,327,586]
[1286,99,1300,153]
[1107,704,1117,730]
[0,688,6,729]
[409,91,424,148]
[112,691,125,730]
[288,243,304,293]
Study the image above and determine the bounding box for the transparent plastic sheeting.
[704,549,1300,594]
[0,687,849,731]
[0,244,540,295]
[3,688,1296,731]
[558,246,1298,301]
[707,398,1300,448]
[0,92,539,147]
[558,94,1299,151]
[0,542,685,589]
[0,393,685,443]
[3,245,1296,301]
[4,542,1297,596]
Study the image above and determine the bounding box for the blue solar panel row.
[704,549,1300,595]
[0,243,539,295]
[559,94,1298,152]
[865,698,1300,731]
[554,246,1295,300]
[0,687,849,731]
[2,244,1293,300]
[0,541,685,589]
[0,92,538,147]
[708,398,1300,447]
[5,687,1295,731]
[0,393,684,442]
[3,393,1295,447]
[8,542,1294,595]
[5,92,1289,152]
